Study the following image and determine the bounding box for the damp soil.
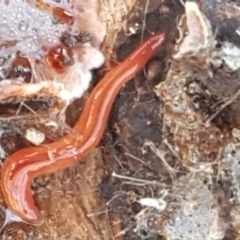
[100,2,184,239]
[0,0,184,240]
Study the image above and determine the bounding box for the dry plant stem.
[124,152,161,177]
[1,33,165,224]
[143,141,178,180]
[112,172,166,187]
[206,89,240,125]
[179,0,185,7]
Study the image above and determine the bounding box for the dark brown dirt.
[100,1,184,239]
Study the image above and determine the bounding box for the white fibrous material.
[0,0,105,104]
[0,1,67,54]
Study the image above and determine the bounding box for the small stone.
[25,128,45,145]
